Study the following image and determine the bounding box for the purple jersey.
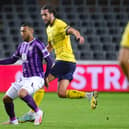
[13,38,50,77]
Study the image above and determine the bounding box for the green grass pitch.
[0,92,129,129]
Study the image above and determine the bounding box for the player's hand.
[76,36,85,44]
[45,77,49,88]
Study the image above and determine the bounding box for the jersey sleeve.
[36,39,50,58]
[58,19,69,34]
[120,22,129,47]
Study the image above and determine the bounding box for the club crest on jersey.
[22,53,27,61]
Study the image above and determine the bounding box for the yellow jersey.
[46,18,76,63]
[120,22,129,47]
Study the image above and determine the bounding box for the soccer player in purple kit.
[0,23,53,125]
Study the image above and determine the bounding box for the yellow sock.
[66,90,86,98]
[33,88,45,106]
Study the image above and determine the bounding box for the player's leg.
[18,88,45,123]
[118,47,129,81]
[57,79,86,98]
[50,60,98,108]
[56,61,93,99]
[2,82,20,125]
[57,79,92,99]
[33,88,45,106]
[47,72,98,107]
[51,61,87,98]
[57,79,98,109]
[32,73,55,107]
[18,77,45,125]
[18,74,56,123]
[2,95,18,125]
[18,88,43,125]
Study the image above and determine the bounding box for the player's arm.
[66,26,85,44]
[0,56,19,65]
[44,53,53,88]
[36,40,54,87]
[46,41,53,52]
[0,43,21,65]
[44,55,53,78]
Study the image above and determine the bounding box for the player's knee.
[3,96,7,103]
[3,95,12,103]
[18,88,28,98]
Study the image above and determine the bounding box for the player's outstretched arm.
[0,56,18,65]
[67,27,85,44]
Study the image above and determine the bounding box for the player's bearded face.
[20,26,32,42]
[41,9,51,25]
[23,35,30,42]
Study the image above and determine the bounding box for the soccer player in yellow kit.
[118,23,129,82]
[18,4,98,122]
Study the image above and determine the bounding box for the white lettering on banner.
[0,64,129,92]
[121,78,128,89]
[104,67,121,89]
[71,67,86,89]
[87,67,102,90]
[69,65,128,91]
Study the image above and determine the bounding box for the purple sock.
[4,102,16,121]
[21,94,39,112]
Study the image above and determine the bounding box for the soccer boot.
[90,91,98,109]
[18,111,35,123]
[34,110,43,125]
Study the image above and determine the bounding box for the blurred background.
[0,0,127,61]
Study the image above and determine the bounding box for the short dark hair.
[21,22,33,28]
[41,4,56,16]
